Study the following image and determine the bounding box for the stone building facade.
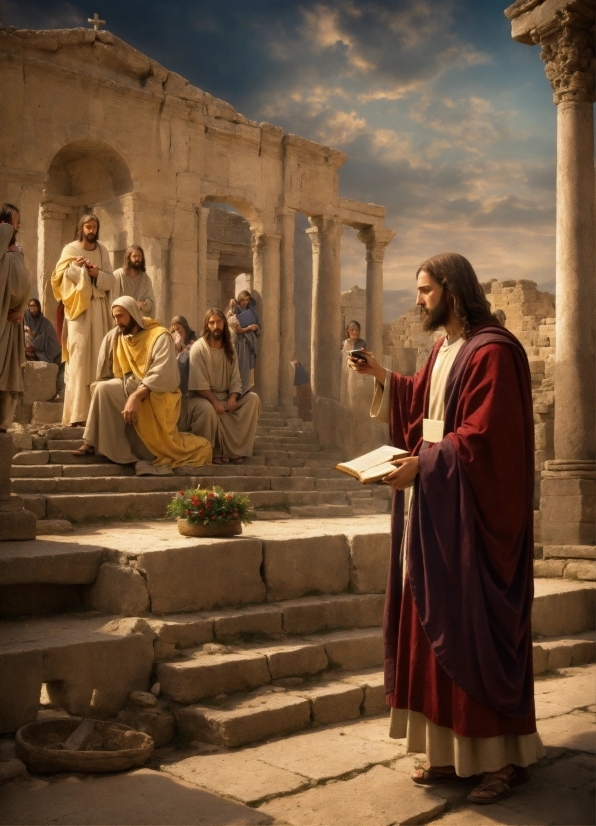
[0,25,394,415]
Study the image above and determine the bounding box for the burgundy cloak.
[384,324,537,737]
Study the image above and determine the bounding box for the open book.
[335,445,409,484]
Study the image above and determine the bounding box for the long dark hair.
[202,307,235,363]
[416,252,496,339]
[76,213,100,242]
[0,203,19,224]
[125,245,146,272]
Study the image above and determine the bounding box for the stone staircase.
[9,409,390,528]
[0,518,594,747]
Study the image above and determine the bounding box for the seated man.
[183,308,260,464]
[75,296,211,474]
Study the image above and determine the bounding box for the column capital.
[251,229,281,254]
[276,206,297,219]
[39,202,72,221]
[306,215,343,250]
[357,226,396,262]
[533,8,595,104]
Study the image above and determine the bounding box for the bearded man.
[182,308,260,464]
[74,296,211,474]
[112,245,156,316]
[0,205,30,430]
[351,252,542,804]
[52,213,114,426]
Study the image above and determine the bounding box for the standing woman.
[342,320,366,355]
[231,289,260,391]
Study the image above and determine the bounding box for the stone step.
[533,579,595,637]
[533,631,595,675]
[289,505,354,518]
[10,464,134,478]
[147,594,385,655]
[45,426,85,440]
[157,628,384,704]
[46,439,84,450]
[175,668,386,748]
[0,519,391,615]
[0,614,154,733]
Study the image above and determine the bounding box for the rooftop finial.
[87,12,106,32]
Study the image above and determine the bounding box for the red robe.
[384,324,537,737]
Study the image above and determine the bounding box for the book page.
[337,445,408,475]
[360,461,401,483]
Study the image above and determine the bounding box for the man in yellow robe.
[52,213,114,426]
[75,296,211,474]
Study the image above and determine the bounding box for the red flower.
[225,493,232,500]
[198,510,205,518]
[232,511,238,518]
[185,509,190,516]
[179,490,185,495]
[205,502,212,510]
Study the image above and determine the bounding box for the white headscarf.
[111,295,145,330]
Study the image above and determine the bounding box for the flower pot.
[177,518,242,537]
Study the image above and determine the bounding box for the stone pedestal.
[0,433,36,541]
[540,461,595,545]
[357,227,395,360]
[307,216,343,401]
[507,0,595,546]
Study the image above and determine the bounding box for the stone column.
[38,203,71,326]
[307,216,343,401]
[357,226,396,359]
[507,0,595,545]
[251,230,281,407]
[206,250,221,310]
[196,205,209,322]
[0,434,36,540]
[278,207,297,410]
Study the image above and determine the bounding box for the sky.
[8,0,557,319]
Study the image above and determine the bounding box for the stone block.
[565,561,596,581]
[10,464,59,478]
[44,633,154,719]
[0,503,37,541]
[0,539,104,585]
[137,538,265,614]
[261,765,446,826]
[532,585,595,636]
[348,532,390,593]
[544,545,596,559]
[35,519,73,535]
[533,644,548,675]
[281,595,384,635]
[322,629,384,670]
[534,559,565,578]
[265,643,328,679]
[213,606,282,640]
[270,477,315,491]
[0,650,43,733]
[12,450,49,465]
[22,361,58,405]
[115,704,174,747]
[8,424,32,451]
[21,494,46,519]
[177,693,311,747]
[541,495,595,523]
[157,652,270,703]
[542,522,596,545]
[362,681,387,716]
[262,534,350,601]
[86,563,150,616]
[32,402,64,424]
[300,683,363,726]
[147,616,213,648]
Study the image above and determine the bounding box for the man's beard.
[119,319,138,336]
[84,231,96,243]
[421,295,450,332]
[208,329,223,340]
[129,261,143,271]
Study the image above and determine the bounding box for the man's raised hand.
[348,349,386,384]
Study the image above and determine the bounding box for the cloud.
[3,0,84,28]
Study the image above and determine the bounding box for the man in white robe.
[112,245,156,317]
[0,206,30,430]
[77,296,211,474]
[52,213,114,426]
[182,308,260,464]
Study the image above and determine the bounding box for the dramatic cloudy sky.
[9,0,556,318]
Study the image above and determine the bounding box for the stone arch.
[39,140,134,318]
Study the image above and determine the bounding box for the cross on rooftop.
[87,12,106,31]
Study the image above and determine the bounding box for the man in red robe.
[351,252,543,805]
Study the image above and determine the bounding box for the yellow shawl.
[113,321,212,468]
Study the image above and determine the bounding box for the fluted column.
[506,0,595,544]
[278,207,296,409]
[307,216,343,401]
[357,226,395,359]
[251,229,281,406]
[38,202,71,327]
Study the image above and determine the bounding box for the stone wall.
[382,279,556,503]
[340,286,367,342]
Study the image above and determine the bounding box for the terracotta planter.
[177,518,242,537]
[16,718,153,774]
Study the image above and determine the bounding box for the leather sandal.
[412,766,463,785]
[467,770,512,804]
[72,444,94,457]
